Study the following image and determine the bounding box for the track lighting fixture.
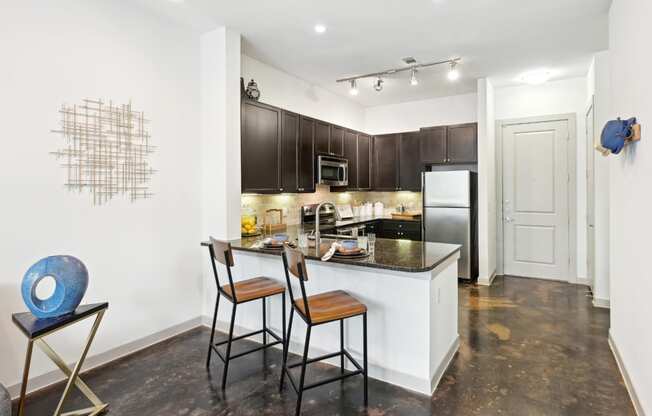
[447,61,460,81]
[373,77,384,92]
[349,79,359,95]
[410,68,419,86]
[337,57,460,94]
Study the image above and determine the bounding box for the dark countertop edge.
[201,241,460,274]
[335,215,422,227]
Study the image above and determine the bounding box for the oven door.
[318,156,348,186]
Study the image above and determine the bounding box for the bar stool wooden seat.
[206,237,286,389]
[280,246,368,416]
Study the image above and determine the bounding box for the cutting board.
[391,212,422,220]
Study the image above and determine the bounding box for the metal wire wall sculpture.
[51,99,155,205]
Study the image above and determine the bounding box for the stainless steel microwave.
[317,155,348,186]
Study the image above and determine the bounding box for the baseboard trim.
[200,316,437,396]
[592,297,611,309]
[430,335,460,394]
[608,331,646,416]
[477,271,497,286]
[576,277,591,286]
[8,316,202,400]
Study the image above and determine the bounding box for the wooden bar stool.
[206,237,286,389]
[279,245,368,416]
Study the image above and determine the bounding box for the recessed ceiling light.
[517,69,554,85]
[314,24,326,34]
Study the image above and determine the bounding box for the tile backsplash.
[242,185,422,225]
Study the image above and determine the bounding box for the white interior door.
[502,120,570,280]
[586,101,595,289]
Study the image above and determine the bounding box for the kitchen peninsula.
[202,232,461,395]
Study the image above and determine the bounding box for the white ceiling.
[139,0,611,107]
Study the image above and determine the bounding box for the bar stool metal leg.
[262,298,267,346]
[295,325,312,416]
[340,319,345,375]
[207,293,220,368]
[280,307,294,391]
[222,302,237,389]
[363,312,368,406]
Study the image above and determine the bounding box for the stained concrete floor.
[14,276,635,415]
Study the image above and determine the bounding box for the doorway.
[496,114,577,282]
[585,98,595,290]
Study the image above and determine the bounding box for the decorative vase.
[21,255,89,319]
[246,79,260,101]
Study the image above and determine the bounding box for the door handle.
[504,216,514,223]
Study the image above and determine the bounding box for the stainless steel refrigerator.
[422,170,478,280]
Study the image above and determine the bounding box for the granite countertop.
[334,214,421,228]
[201,225,459,274]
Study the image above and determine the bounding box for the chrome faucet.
[314,201,338,253]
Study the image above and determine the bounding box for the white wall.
[364,93,478,134]
[241,55,366,131]
[587,52,612,307]
[477,79,497,284]
[0,1,203,390]
[608,0,652,413]
[495,77,588,281]
[200,28,243,318]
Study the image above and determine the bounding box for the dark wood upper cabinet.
[330,125,345,157]
[280,110,300,193]
[447,123,478,163]
[315,121,330,155]
[399,131,422,191]
[343,130,358,189]
[298,117,316,192]
[420,126,447,164]
[357,133,371,190]
[241,101,281,193]
[373,134,399,191]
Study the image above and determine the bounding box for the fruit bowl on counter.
[241,210,261,237]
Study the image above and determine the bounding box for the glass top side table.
[12,302,109,416]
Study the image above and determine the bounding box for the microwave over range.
[317,155,348,187]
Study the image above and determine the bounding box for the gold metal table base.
[17,310,108,416]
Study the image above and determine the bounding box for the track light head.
[349,79,359,96]
[410,68,419,86]
[373,77,384,92]
[448,61,460,81]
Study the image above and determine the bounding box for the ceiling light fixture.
[336,57,460,94]
[373,77,384,92]
[517,69,553,85]
[314,24,327,34]
[349,79,359,96]
[447,61,460,81]
[410,68,419,86]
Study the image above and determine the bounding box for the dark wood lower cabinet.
[379,220,422,241]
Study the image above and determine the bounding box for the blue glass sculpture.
[21,256,88,319]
